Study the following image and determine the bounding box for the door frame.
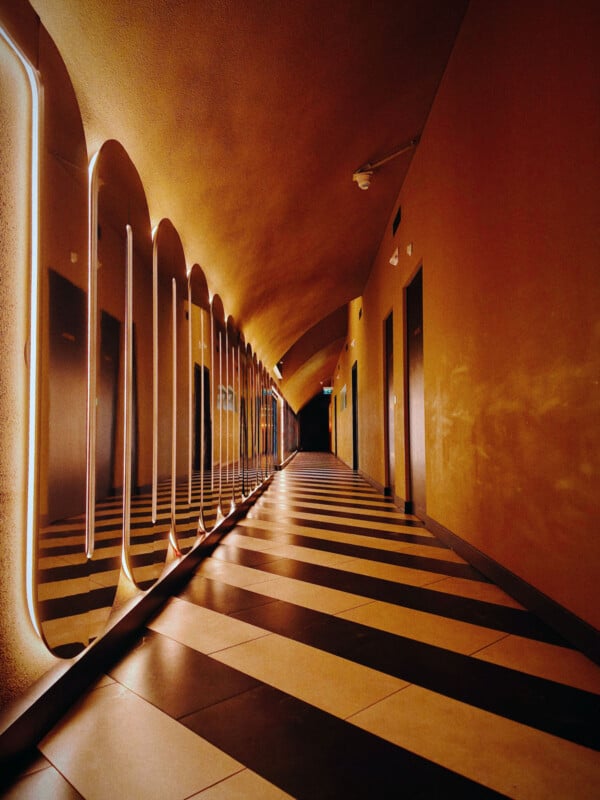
[403,264,426,517]
[383,310,394,497]
[351,360,358,471]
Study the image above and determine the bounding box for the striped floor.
[38,468,249,656]
[6,453,600,798]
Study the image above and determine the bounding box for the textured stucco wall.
[334,0,600,628]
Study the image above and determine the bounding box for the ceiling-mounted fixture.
[352,135,420,190]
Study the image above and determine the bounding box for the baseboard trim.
[0,478,272,774]
[425,513,600,665]
[358,470,385,495]
[395,495,410,513]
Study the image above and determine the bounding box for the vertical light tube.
[151,226,159,523]
[170,278,178,550]
[187,282,193,505]
[225,326,230,509]
[210,305,215,492]
[86,151,100,558]
[200,310,205,512]
[235,342,241,502]
[218,328,223,504]
[122,225,134,581]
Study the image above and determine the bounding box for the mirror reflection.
[35,139,298,658]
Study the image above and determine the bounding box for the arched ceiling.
[30,0,467,407]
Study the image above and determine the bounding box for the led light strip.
[121,224,134,582]
[151,225,159,523]
[170,277,179,551]
[86,149,100,558]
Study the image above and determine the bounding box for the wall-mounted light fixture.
[273,362,283,380]
[352,136,420,190]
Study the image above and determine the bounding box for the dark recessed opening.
[392,206,402,236]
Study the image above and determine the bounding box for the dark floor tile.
[184,576,600,749]
[260,498,426,527]
[231,598,328,636]
[181,683,505,799]
[250,508,443,547]
[109,629,259,719]
[209,543,287,568]
[345,633,600,751]
[179,575,277,615]
[227,551,564,645]
[238,522,487,581]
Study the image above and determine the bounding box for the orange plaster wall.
[354,0,600,627]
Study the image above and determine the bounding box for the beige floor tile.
[248,506,429,537]
[238,517,436,555]
[260,497,420,522]
[332,555,458,586]
[338,600,506,654]
[37,575,92,601]
[223,531,281,551]
[148,597,268,653]
[88,568,122,588]
[475,634,600,693]
[39,682,243,800]
[393,541,466,563]
[242,540,352,568]
[349,685,600,800]
[244,574,372,615]
[41,607,111,649]
[422,576,525,608]
[214,632,409,718]
[191,769,293,799]
[193,557,278,587]
[276,489,410,511]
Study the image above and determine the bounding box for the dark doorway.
[384,312,395,497]
[97,310,120,501]
[299,392,331,451]
[351,361,359,471]
[406,268,426,517]
[47,270,87,521]
[193,363,211,470]
[334,395,338,457]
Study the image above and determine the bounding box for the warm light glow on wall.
[0,24,43,639]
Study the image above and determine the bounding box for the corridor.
[6,453,600,799]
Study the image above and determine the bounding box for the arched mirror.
[188,263,215,537]
[152,220,185,555]
[244,348,257,494]
[234,332,246,504]
[253,354,263,486]
[32,29,94,657]
[240,342,252,497]
[170,264,194,553]
[220,316,238,516]
[92,140,167,589]
[209,295,226,523]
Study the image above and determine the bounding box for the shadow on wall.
[299,393,331,451]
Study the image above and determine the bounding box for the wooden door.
[351,361,359,470]
[406,269,426,516]
[384,312,395,497]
